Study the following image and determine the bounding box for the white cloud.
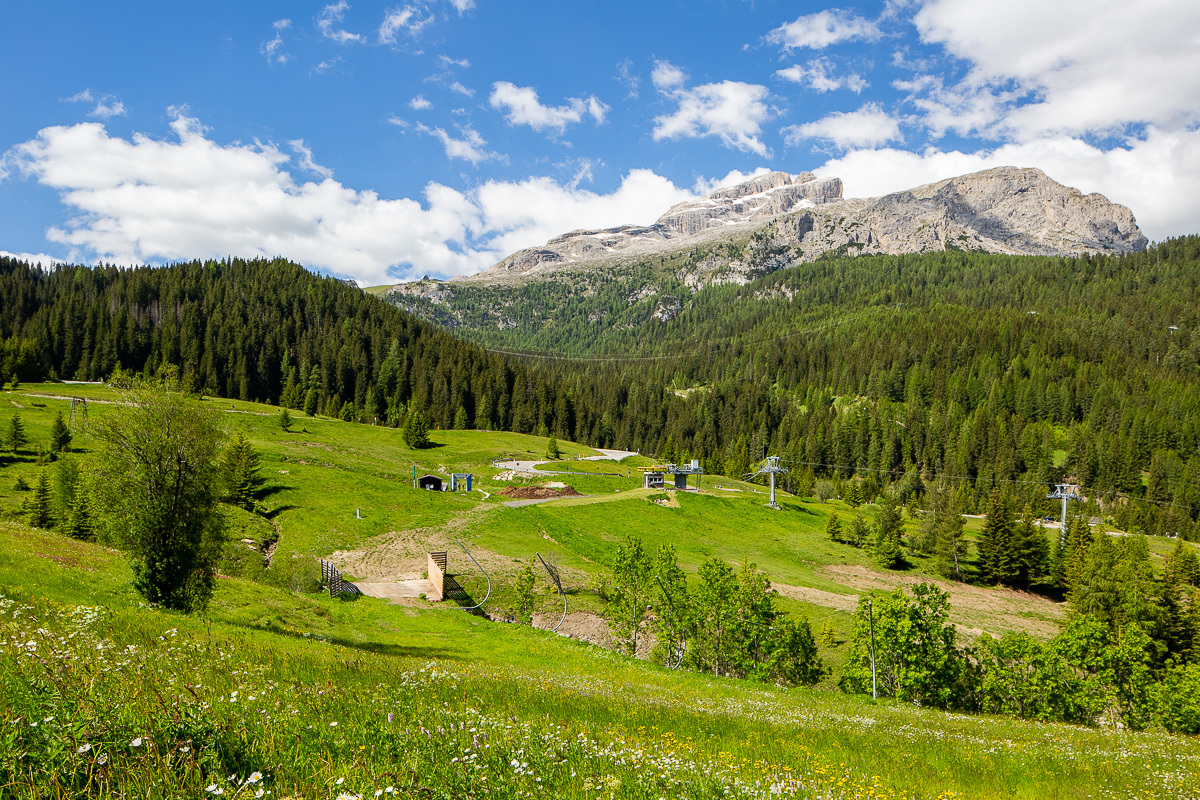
[775,58,867,93]
[651,61,686,91]
[470,169,696,260]
[489,82,608,135]
[766,9,880,51]
[89,101,126,120]
[63,90,127,120]
[783,103,902,150]
[409,95,433,111]
[261,19,291,64]
[1,114,727,286]
[812,127,1200,242]
[651,62,771,156]
[911,0,1200,139]
[448,81,474,97]
[317,1,365,44]
[416,123,495,164]
[379,5,432,42]
[0,250,65,266]
[439,54,470,69]
[616,59,639,99]
[312,56,344,75]
[692,167,773,195]
[446,0,474,13]
[288,140,333,179]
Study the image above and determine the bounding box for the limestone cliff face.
[433,166,1146,289]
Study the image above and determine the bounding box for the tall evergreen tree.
[7,413,27,453]
[222,432,264,510]
[826,512,843,544]
[48,411,71,453]
[27,470,53,529]
[1011,504,1051,589]
[978,490,1017,585]
[873,503,905,569]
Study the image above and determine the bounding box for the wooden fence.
[320,559,360,598]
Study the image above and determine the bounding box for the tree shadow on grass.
[231,616,465,661]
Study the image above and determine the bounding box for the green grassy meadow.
[2,384,1199,799]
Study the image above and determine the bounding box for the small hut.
[417,474,444,491]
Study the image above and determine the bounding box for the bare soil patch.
[818,564,1065,640]
[498,485,582,500]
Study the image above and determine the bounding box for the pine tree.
[546,433,561,460]
[846,480,864,508]
[27,470,53,529]
[49,411,72,453]
[63,483,94,541]
[978,490,1017,585]
[1011,504,1050,589]
[402,409,430,448]
[454,405,469,430]
[849,515,869,548]
[279,407,292,431]
[222,432,264,510]
[927,484,967,581]
[873,503,905,569]
[7,413,27,453]
[826,512,843,543]
[303,389,318,417]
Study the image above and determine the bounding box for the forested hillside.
[4,239,1200,540]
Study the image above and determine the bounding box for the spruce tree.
[546,432,561,460]
[402,409,430,448]
[849,515,869,548]
[222,432,264,510]
[826,511,843,543]
[929,487,967,582]
[63,484,94,541]
[27,470,53,529]
[846,480,864,508]
[978,490,1017,585]
[1011,504,1050,589]
[49,411,72,453]
[454,405,469,430]
[872,503,905,569]
[279,407,292,431]
[7,413,27,453]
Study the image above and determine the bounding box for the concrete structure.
[449,473,473,492]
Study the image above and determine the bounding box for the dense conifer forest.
[3,238,1200,541]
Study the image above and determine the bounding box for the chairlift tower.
[1047,483,1080,529]
[750,456,789,510]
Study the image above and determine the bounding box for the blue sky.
[2,0,1198,285]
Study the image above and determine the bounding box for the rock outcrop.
[447,166,1146,288]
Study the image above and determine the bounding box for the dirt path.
[794,564,1066,639]
[327,503,510,581]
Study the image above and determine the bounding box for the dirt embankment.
[498,485,582,500]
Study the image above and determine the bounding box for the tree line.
[5,239,1200,540]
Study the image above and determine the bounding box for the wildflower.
[97,753,108,765]
[255,791,265,799]
[335,778,345,786]
[375,792,383,798]
[180,745,190,753]
[77,744,92,754]
[130,737,143,747]
[247,772,263,784]
[330,721,338,727]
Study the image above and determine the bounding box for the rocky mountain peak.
[437,166,1145,287]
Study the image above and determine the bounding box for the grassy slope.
[3,384,1200,798]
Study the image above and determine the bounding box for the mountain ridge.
[431,166,1145,290]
